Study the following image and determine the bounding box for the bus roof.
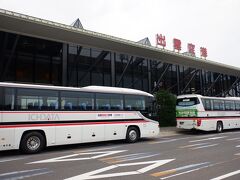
[177,94,240,100]
[0,82,153,97]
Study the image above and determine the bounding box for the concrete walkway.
[159,126,186,137]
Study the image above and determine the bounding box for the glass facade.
[0,30,240,97]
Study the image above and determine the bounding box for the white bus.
[0,82,159,153]
[176,94,240,132]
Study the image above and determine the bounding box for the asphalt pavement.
[1,128,240,180]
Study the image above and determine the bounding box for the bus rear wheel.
[126,127,139,143]
[20,132,45,154]
[216,121,223,133]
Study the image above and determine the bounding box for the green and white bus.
[176,94,240,132]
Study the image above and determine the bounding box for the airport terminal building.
[0,9,240,97]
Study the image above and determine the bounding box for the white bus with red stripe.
[0,82,159,153]
[176,94,240,132]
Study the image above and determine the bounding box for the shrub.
[155,90,176,127]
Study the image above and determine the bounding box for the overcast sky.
[1,0,240,67]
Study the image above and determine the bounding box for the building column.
[62,43,68,86]
[111,52,116,86]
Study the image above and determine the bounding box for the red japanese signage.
[200,47,208,58]
[173,38,181,52]
[156,34,166,48]
[187,43,195,56]
[155,33,208,59]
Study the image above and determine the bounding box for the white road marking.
[29,150,126,164]
[0,157,25,163]
[150,137,189,144]
[236,145,240,147]
[0,168,52,180]
[65,159,175,180]
[179,143,209,148]
[226,137,240,141]
[191,144,218,150]
[110,154,160,163]
[210,170,240,180]
[160,164,211,179]
[189,136,227,143]
[74,146,121,153]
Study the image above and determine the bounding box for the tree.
[155,90,176,127]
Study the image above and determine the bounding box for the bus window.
[17,88,59,110]
[4,88,15,110]
[125,95,145,111]
[202,98,212,110]
[235,101,240,111]
[225,101,235,111]
[61,91,78,110]
[213,100,224,111]
[177,98,199,107]
[78,92,94,110]
[96,93,110,110]
[61,91,94,111]
[110,94,123,110]
[0,87,3,110]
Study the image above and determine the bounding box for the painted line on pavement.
[191,144,218,150]
[179,143,209,148]
[149,137,189,144]
[0,157,25,163]
[102,153,160,164]
[210,170,240,180]
[189,136,227,143]
[160,164,212,180]
[74,146,121,153]
[151,162,210,177]
[226,137,240,141]
[0,168,52,180]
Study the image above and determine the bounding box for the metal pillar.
[151,63,170,93]
[62,43,68,86]
[78,51,109,83]
[1,34,19,81]
[181,69,199,94]
[205,74,222,96]
[116,56,133,87]
[111,53,116,87]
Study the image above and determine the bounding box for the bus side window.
[225,101,235,111]
[202,98,212,111]
[125,95,145,111]
[4,88,15,110]
[235,101,240,111]
[17,88,59,111]
[0,87,3,110]
[96,93,110,110]
[213,100,224,111]
[78,92,94,111]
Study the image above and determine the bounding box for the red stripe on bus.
[176,117,240,121]
[0,111,136,114]
[0,120,147,128]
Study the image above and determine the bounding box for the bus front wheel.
[126,127,139,143]
[20,131,45,154]
[216,121,223,133]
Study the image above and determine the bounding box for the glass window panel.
[235,101,240,111]
[125,95,145,111]
[4,88,15,110]
[60,91,94,111]
[17,88,59,111]
[213,100,224,111]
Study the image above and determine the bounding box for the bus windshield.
[177,97,200,107]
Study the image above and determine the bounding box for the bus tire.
[216,121,223,133]
[20,131,45,154]
[126,127,139,143]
